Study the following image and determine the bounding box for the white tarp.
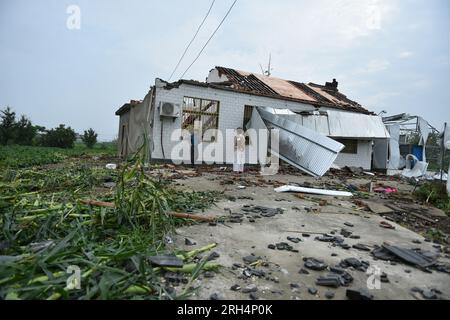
[402,162,429,178]
[448,165,450,195]
[274,185,353,197]
[418,117,430,162]
[444,123,450,150]
[402,154,428,178]
[386,124,401,169]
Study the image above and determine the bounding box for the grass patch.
[414,181,450,216]
[0,143,117,169]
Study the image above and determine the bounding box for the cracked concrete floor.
[167,170,450,300]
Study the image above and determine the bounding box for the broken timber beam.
[79,199,217,222]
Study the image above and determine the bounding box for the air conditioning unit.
[159,102,180,118]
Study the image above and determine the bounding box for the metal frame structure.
[382,113,439,143]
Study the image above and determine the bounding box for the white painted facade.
[148,79,375,169]
[335,140,372,170]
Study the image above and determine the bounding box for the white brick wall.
[334,140,372,170]
[150,82,373,169]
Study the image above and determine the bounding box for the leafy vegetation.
[40,124,77,149]
[414,181,450,216]
[0,107,40,146]
[0,143,221,300]
[0,107,106,151]
[81,128,98,149]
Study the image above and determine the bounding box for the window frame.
[182,96,220,142]
[335,138,358,154]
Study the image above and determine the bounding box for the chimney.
[325,78,338,91]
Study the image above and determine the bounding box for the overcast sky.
[1,0,449,140]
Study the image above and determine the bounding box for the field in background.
[0,142,117,169]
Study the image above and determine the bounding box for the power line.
[167,0,216,82]
[179,0,238,80]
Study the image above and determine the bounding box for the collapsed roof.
[117,67,375,116]
[207,66,373,115]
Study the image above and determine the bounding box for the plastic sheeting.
[418,117,430,162]
[444,123,450,150]
[402,154,428,178]
[448,165,450,195]
[386,124,401,169]
[257,108,344,177]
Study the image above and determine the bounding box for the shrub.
[81,128,98,148]
[0,107,38,146]
[0,107,17,145]
[40,124,77,149]
[15,115,37,146]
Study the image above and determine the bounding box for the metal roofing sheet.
[326,110,390,138]
[257,108,344,177]
[262,107,388,139]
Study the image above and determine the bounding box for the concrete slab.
[165,170,450,300]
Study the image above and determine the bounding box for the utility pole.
[440,122,447,182]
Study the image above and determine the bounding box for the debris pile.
[371,244,449,274]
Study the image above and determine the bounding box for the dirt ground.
[155,165,450,300]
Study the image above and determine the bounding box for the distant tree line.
[0,106,98,149]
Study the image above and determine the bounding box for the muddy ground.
[153,165,450,300]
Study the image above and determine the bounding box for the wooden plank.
[79,199,217,222]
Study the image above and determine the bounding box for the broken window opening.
[243,105,254,145]
[182,97,220,142]
[335,138,358,154]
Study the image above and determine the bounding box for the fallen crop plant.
[0,140,221,299]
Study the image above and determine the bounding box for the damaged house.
[116,67,389,175]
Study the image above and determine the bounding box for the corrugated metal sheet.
[257,108,344,177]
[326,111,390,138]
[260,107,389,139]
[246,106,268,131]
[300,115,330,135]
